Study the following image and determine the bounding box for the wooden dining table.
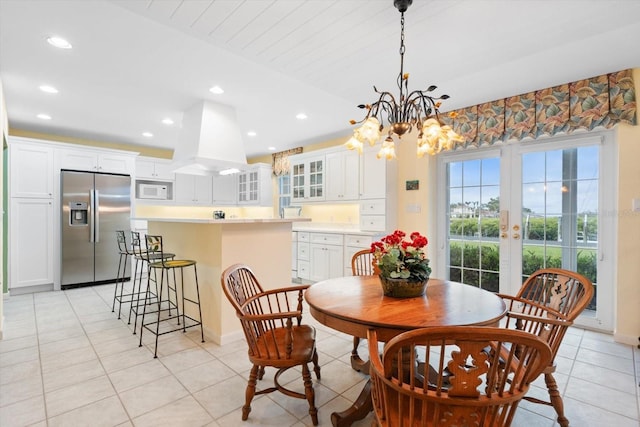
[304,275,507,427]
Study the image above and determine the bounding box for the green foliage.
[451,242,596,284]
[378,247,431,281]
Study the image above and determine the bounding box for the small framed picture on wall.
[406,180,419,191]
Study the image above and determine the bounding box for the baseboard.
[202,325,243,346]
[612,331,639,346]
[8,284,54,296]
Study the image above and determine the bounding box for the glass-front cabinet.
[291,155,325,203]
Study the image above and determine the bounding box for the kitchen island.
[135,217,310,344]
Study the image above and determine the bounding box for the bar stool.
[112,230,133,319]
[128,231,175,334]
[138,234,204,358]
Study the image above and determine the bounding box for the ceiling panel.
[1,0,639,158]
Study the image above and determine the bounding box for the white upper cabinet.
[58,147,135,174]
[136,157,175,180]
[290,154,325,203]
[174,174,213,205]
[326,150,360,201]
[212,173,237,205]
[359,146,387,199]
[9,139,54,198]
[237,164,273,206]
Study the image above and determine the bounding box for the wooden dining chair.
[498,268,594,427]
[367,326,552,427]
[350,249,380,371]
[221,264,321,425]
[351,248,379,276]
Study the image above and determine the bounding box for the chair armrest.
[507,310,572,327]
[242,310,302,322]
[258,284,310,297]
[498,294,567,319]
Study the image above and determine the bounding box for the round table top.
[305,275,507,341]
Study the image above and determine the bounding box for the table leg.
[330,379,373,427]
[350,336,370,372]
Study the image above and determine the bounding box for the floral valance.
[272,147,303,176]
[443,69,637,149]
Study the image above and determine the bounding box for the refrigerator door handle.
[89,189,95,242]
[94,190,100,243]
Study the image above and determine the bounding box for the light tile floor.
[1,283,639,427]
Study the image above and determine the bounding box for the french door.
[436,132,615,330]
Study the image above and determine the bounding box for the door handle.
[94,190,100,242]
[89,190,95,243]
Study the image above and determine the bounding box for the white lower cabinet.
[343,234,373,276]
[295,231,376,281]
[10,198,54,289]
[309,233,344,282]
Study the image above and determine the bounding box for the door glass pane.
[521,146,598,313]
[447,157,500,292]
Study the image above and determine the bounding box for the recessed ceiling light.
[46,36,72,49]
[39,85,58,94]
[37,113,52,120]
[142,132,153,138]
[162,118,174,125]
[268,146,276,151]
[296,113,308,120]
[209,86,224,95]
[247,131,257,137]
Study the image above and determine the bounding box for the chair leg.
[257,366,265,380]
[112,253,124,315]
[545,372,569,427]
[312,349,321,380]
[193,264,205,343]
[302,363,318,426]
[129,257,144,328]
[243,365,260,421]
[152,268,165,358]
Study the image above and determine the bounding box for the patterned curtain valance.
[272,147,303,176]
[444,69,637,149]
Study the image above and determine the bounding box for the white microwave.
[138,183,169,200]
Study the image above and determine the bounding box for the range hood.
[171,101,248,175]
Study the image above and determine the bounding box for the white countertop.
[292,222,380,236]
[133,217,311,224]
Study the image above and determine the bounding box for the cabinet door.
[10,198,54,288]
[58,149,99,171]
[291,155,325,203]
[212,174,237,205]
[360,147,387,199]
[309,244,330,282]
[193,175,213,205]
[98,153,133,174]
[10,143,54,198]
[238,170,260,204]
[326,151,359,201]
[136,158,175,180]
[153,161,175,180]
[136,159,157,179]
[309,243,343,282]
[174,174,195,204]
[175,174,212,205]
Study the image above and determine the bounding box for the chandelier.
[345,0,463,160]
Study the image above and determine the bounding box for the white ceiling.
[1,0,640,159]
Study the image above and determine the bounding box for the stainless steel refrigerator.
[61,169,131,289]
